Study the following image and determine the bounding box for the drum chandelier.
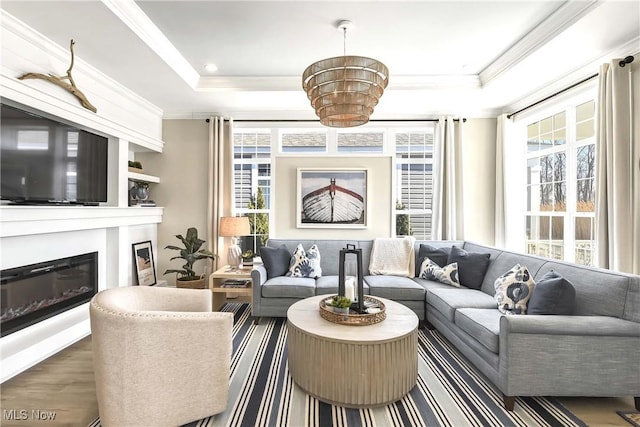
[302,20,389,128]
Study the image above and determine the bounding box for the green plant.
[396,201,413,236]
[164,227,216,281]
[247,187,269,248]
[128,160,143,169]
[330,295,351,309]
[241,250,254,260]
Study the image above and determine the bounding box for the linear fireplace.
[1,252,98,337]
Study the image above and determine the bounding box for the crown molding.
[479,0,602,88]
[100,0,200,88]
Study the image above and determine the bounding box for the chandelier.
[302,20,389,128]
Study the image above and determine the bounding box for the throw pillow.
[494,264,536,315]
[287,244,322,278]
[306,244,322,277]
[527,270,576,315]
[419,257,460,287]
[447,246,491,289]
[260,245,291,279]
[415,244,452,276]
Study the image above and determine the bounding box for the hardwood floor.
[1,336,636,426]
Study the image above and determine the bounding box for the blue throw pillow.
[446,246,491,290]
[260,245,291,279]
[415,244,452,276]
[527,270,576,315]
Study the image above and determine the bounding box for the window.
[525,100,595,265]
[233,130,271,254]
[394,127,435,239]
[232,123,436,243]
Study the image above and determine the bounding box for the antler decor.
[18,39,97,113]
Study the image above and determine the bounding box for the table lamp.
[219,216,250,268]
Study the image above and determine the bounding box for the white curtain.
[431,117,464,240]
[595,59,639,274]
[207,116,234,271]
[494,114,508,248]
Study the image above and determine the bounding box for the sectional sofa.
[251,238,640,411]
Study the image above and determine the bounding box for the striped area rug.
[92,303,586,427]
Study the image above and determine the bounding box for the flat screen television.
[1,101,108,205]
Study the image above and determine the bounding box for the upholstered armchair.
[90,286,233,427]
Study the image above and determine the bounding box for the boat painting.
[297,169,367,228]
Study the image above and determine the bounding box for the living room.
[1,1,639,426]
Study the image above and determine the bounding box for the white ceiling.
[2,0,639,120]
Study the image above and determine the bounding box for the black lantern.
[338,244,365,314]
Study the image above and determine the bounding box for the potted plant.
[241,250,255,268]
[164,227,216,288]
[128,160,143,173]
[330,295,351,314]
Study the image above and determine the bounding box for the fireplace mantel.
[0,206,163,238]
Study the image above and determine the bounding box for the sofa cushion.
[260,245,291,279]
[494,264,536,315]
[527,270,576,315]
[316,275,370,296]
[365,275,426,301]
[427,288,497,322]
[419,258,460,287]
[287,244,322,278]
[455,308,501,354]
[447,246,491,290]
[261,276,315,298]
[478,249,547,296]
[415,244,452,275]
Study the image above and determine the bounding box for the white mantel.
[1,11,166,382]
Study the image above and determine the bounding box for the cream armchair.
[90,286,233,427]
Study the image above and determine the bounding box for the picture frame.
[297,168,368,228]
[132,240,157,286]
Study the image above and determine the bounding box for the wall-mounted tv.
[1,101,108,205]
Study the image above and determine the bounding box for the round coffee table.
[287,295,418,408]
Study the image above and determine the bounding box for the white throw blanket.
[368,237,416,277]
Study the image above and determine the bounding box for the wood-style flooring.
[0,336,636,426]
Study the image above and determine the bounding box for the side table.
[209,265,253,310]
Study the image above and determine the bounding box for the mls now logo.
[3,409,56,421]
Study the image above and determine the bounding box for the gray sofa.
[251,238,640,410]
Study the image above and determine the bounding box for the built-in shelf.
[127,171,160,184]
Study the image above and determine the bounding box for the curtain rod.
[507,55,635,120]
[209,118,467,123]
[506,74,597,120]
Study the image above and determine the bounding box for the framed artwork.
[132,241,157,286]
[297,168,368,228]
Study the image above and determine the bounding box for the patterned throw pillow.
[286,244,322,278]
[419,257,460,287]
[494,264,536,315]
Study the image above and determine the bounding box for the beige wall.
[138,119,210,285]
[145,118,498,272]
[273,156,393,239]
[461,118,497,245]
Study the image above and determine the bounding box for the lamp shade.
[219,216,250,237]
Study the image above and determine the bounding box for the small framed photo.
[132,241,156,286]
[297,168,368,228]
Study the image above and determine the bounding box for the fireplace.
[1,252,98,337]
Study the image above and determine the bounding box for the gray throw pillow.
[447,245,491,290]
[260,245,291,279]
[527,270,576,315]
[415,244,452,276]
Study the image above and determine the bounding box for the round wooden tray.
[319,295,386,326]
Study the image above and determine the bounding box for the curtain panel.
[207,117,234,270]
[595,59,639,274]
[431,117,464,240]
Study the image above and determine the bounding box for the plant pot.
[333,307,349,314]
[176,277,206,289]
[242,258,254,268]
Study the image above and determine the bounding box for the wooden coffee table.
[287,295,418,408]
